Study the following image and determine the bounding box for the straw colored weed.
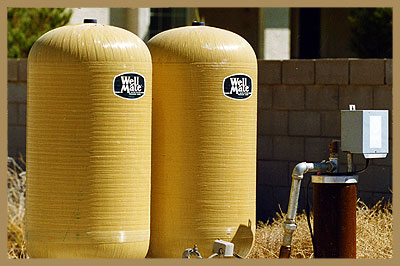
[356,199,392,258]
[7,156,392,259]
[7,157,29,259]
[248,199,393,258]
[248,207,314,259]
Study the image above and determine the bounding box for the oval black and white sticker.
[113,72,145,100]
[223,73,253,100]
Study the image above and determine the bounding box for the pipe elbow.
[292,162,313,179]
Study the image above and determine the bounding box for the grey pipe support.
[281,161,336,248]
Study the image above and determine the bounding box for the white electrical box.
[341,109,389,158]
[213,239,234,257]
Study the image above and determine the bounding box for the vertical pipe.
[347,152,353,172]
[279,161,333,258]
[313,182,357,258]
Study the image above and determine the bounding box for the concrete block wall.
[8,59,27,159]
[7,58,393,222]
[257,59,393,222]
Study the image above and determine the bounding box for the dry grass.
[7,156,29,259]
[248,208,315,259]
[7,156,392,259]
[356,199,393,258]
[248,199,393,259]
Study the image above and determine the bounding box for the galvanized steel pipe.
[279,161,335,258]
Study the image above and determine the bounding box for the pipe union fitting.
[283,223,297,232]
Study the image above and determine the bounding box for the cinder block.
[288,162,297,174]
[18,104,27,125]
[352,154,371,166]
[298,186,314,212]
[305,85,339,110]
[8,103,18,125]
[18,58,27,81]
[338,163,347,173]
[304,137,332,162]
[8,125,26,149]
[8,148,19,159]
[272,186,291,213]
[371,140,392,166]
[288,111,320,136]
[357,191,374,206]
[357,165,392,193]
[385,59,392,85]
[315,59,349,84]
[273,136,304,161]
[320,111,341,137]
[371,193,392,205]
[338,151,368,166]
[257,160,289,186]
[257,135,273,160]
[258,60,282,84]
[339,85,373,110]
[371,153,392,167]
[350,59,385,85]
[258,110,288,136]
[373,86,392,110]
[282,60,314,85]
[256,185,274,221]
[273,85,305,110]
[8,82,27,103]
[297,188,311,213]
[8,59,18,81]
[258,84,273,110]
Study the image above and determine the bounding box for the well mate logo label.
[223,74,252,100]
[113,72,145,100]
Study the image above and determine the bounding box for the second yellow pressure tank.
[147,23,257,258]
[26,20,152,258]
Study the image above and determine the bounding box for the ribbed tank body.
[26,23,152,258]
[147,25,257,258]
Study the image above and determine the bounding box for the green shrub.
[7,8,72,58]
[348,8,392,58]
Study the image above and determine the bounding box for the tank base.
[27,241,149,258]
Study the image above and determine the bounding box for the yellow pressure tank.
[147,23,257,258]
[26,19,152,258]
